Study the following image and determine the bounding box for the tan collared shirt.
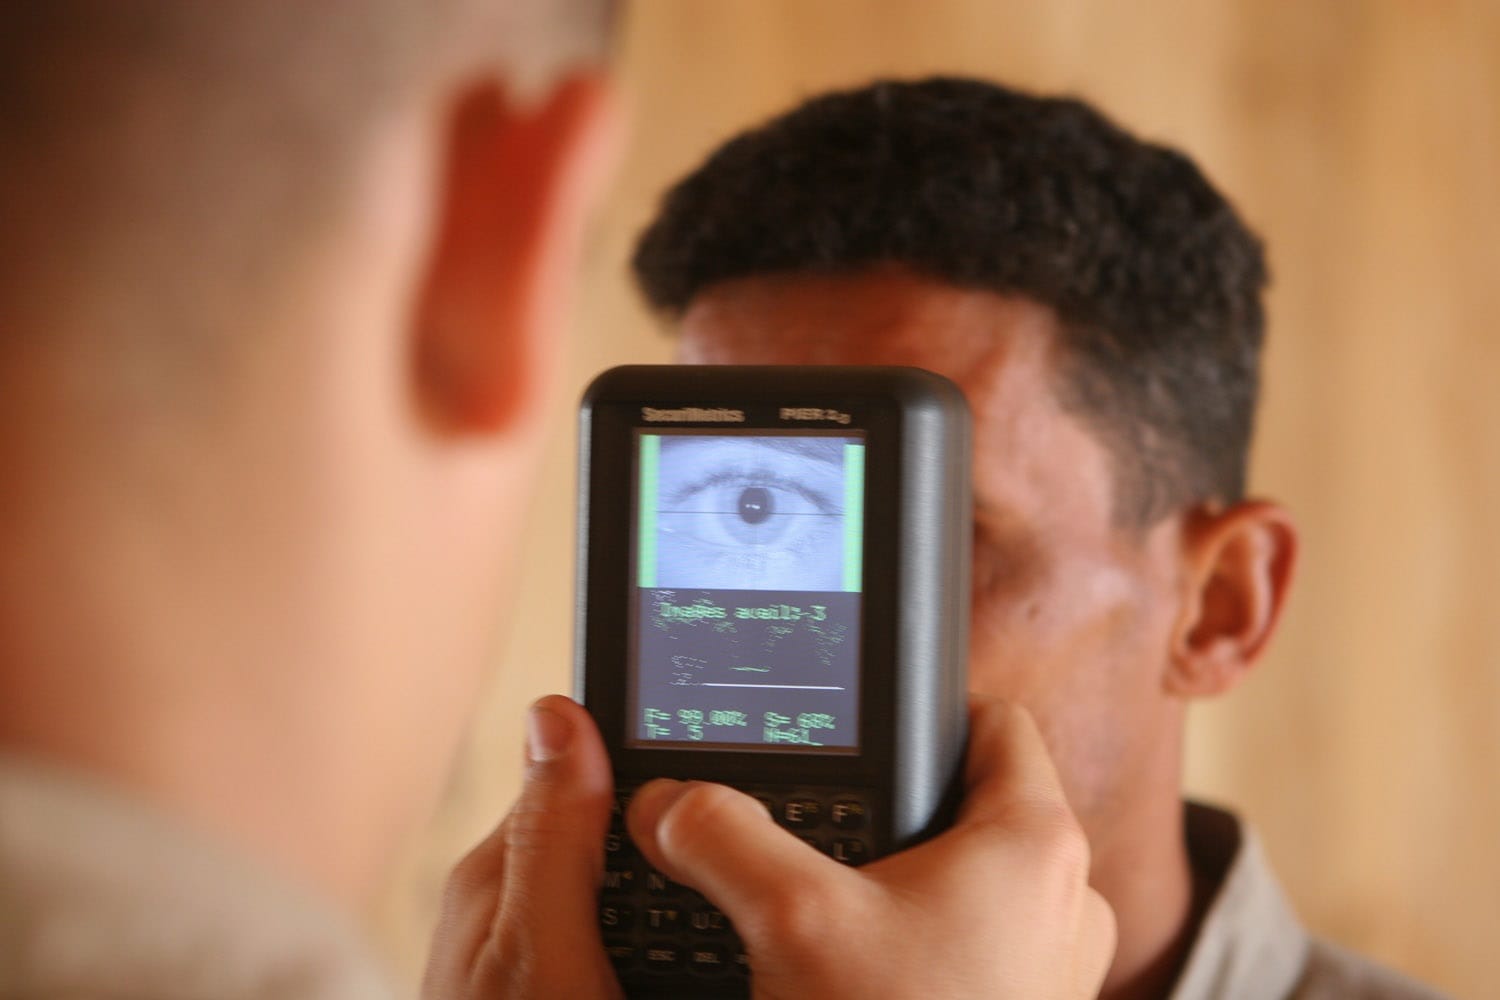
[1173,802,1449,1000]
[0,758,392,1000]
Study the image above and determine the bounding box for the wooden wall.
[373,3,1500,995]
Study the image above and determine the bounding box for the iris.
[738,486,773,525]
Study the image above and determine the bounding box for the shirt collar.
[1169,801,1310,1000]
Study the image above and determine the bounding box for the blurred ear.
[1164,501,1298,698]
[412,73,615,435]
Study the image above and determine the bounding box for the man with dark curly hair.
[632,77,1445,1000]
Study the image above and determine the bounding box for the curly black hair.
[632,77,1270,525]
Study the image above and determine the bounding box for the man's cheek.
[965,603,1041,702]
[965,554,1046,690]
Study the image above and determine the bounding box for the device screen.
[628,429,866,752]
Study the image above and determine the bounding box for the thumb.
[494,696,615,939]
[423,695,617,998]
[625,780,859,941]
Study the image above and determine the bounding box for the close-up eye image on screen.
[644,433,863,591]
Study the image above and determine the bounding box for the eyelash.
[667,467,840,515]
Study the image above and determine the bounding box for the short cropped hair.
[632,77,1270,525]
[0,0,609,358]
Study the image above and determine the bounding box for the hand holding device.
[628,694,1117,1000]
[421,696,622,1000]
[421,365,1114,998]
[419,694,1117,1000]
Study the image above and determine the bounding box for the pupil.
[738,486,773,525]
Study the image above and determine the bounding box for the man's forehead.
[676,270,1120,527]
[676,270,1062,385]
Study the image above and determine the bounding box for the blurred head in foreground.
[0,0,616,904]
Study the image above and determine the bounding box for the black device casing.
[575,365,971,998]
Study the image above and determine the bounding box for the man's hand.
[421,695,621,1000]
[422,693,1115,1000]
[627,695,1116,999]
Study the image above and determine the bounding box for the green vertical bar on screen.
[637,435,660,587]
[842,443,865,592]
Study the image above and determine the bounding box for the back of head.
[0,0,615,906]
[634,77,1269,525]
[0,0,607,360]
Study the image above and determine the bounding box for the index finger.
[958,695,1075,829]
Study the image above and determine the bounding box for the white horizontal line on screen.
[699,683,846,690]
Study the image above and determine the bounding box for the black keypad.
[643,942,682,970]
[645,869,684,895]
[600,903,634,931]
[600,784,877,996]
[602,864,638,894]
[604,942,636,971]
[830,798,868,830]
[689,904,730,935]
[831,837,869,866]
[779,796,822,829]
[643,903,684,932]
[687,943,732,976]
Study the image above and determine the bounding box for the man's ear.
[1165,500,1298,698]
[412,72,614,435]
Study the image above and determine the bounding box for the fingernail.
[526,702,573,763]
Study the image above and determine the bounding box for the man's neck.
[0,368,385,913]
[0,671,379,911]
[1090,792,1203,1000]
